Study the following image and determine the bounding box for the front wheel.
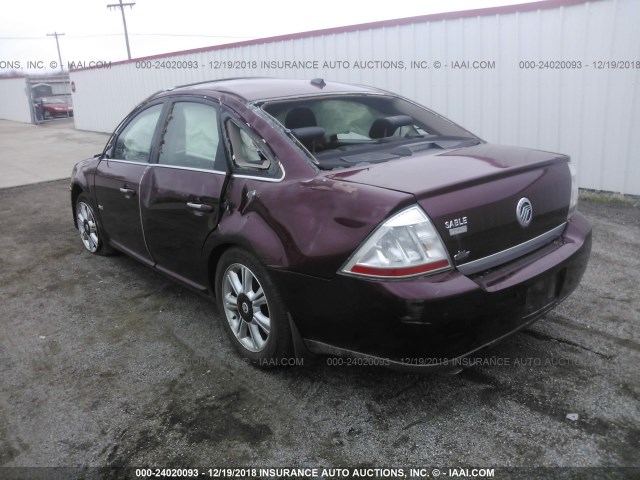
[215,248,292,366]
[75,193,115,256]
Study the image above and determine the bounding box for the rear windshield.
[260,95,480,170]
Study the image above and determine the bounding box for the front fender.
[70,157,100,227]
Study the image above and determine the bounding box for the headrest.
[369,115,414,139]
[290,126,325,143]
[285,107,317,129]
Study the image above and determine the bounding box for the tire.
[215,248,293,366]
[75,193,115,256]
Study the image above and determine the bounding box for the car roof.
[164,77,382,102]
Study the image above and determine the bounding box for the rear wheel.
[75,193,115,256]
[215,248,292,366]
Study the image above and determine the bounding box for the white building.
[0,74,73,123]
[3,0,639,194]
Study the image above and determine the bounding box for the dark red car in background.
[39,96,73,118]
[70,78,591,370]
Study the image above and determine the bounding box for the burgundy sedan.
[40,97,73,118]
[70,78,591,370]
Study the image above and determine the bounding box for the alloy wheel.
[76,201,100,253]
[221,263,271,352]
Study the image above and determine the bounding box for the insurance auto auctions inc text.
[199,467,495,478]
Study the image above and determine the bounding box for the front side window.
[113,104,163,162]
[158,102,221,170]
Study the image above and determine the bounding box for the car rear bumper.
[269,212,592,371]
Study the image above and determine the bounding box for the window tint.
[225,120,270,170]
[114,104,162,162]
[158,102,220,170]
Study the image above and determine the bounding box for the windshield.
[42,98,67,104]
[260,94,481,170]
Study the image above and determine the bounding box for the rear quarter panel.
[204,175,414,279]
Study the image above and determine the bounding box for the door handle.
[119,187,136,196]
[187,202,213,213]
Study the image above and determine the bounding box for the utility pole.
[47,32,65,72]
[107,0,135,59]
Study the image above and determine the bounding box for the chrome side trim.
[105,158,148,166]
[232,162,286,183]
[149,163,227,175]
[147,157,286,182]
[108,154,285,182]
[457,223,567,275]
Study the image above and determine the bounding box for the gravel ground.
[0,180,638,478]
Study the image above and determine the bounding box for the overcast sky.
[1,0,541,73]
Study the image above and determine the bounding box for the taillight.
[341,205,452,279]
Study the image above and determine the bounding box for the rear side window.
[225,120,270,171]
[158,102,221,170]
[113,104,163,162]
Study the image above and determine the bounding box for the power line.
[0,35,44,40]
[46,32,65,72]
[107,0,135,59]
[1,33,254,40]
[129,33,254,38]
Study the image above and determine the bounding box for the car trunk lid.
[327,143,571,273]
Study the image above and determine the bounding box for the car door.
[94,102,165,265]
[139,99,228,289]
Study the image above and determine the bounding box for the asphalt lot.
[0,120,639,478]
